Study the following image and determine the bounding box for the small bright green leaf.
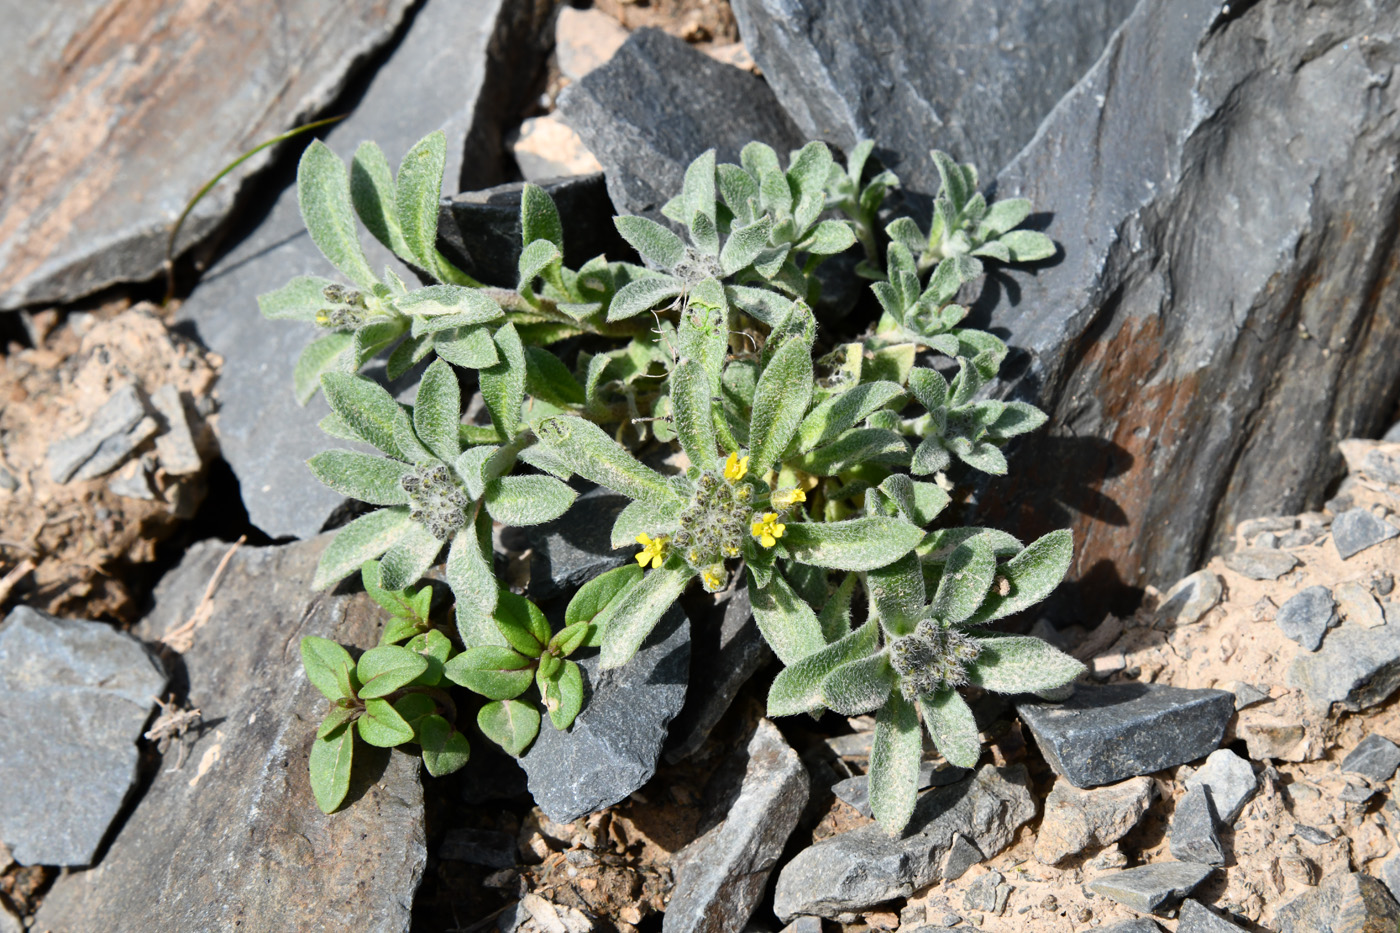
[356,645,430,698]
[301,636,357,701]
[566,564,644,628]
[545,660,585,730]
[444,646,534,699]
[317,705,359,739]
[309,725,354,813]
[419,715,471,776]
[478,699,541,756]
[357,697,416,747]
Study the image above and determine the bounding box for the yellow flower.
[724,452,749,483]
[634,533,669,569]
[700,564,728,593]
[771,487,807,510]
[750,513,785,548]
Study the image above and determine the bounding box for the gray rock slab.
[1223,549,1299,581]
[1275,586,1338,651]
[730,0,1136,194]
[771,765,1036,920]
[1101,922,1165,933]
[1382,855,1400,905]
[1183,749,1257,826]
[150,384,202,476]
[1337,582,1387,629]
[1017,683,1234,788]
[47,382,155,483]
[832,763,970,820]
[1158,571,1223,626]
[0,0,415,311]
[1177,900,1247,933]
[1227,682,1268,710]
[941,833,984,882]
[1169,786,1224,866]
[1364,449,1400,486]
[1274,871,1400,933]
[1332,509,1400,560]
[526,487,632,603]
[520,603,689,823]
[176,0,548,539]
[34,536,426,932]
[557,28,803,222]
[1341,734,1400,783]
[1087,861,1213,915]
[968,0,1400,612]
[663,720,808,933]
[0,606,166,866]
[1289,620,1400,711]
[1033,775,1156,865]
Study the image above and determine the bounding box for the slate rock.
[1223,548,1299,582]
[1332,509,1400,561]
[1337,581,1387,629]
[1381,855,1400,905]
[1227,682,1269,711]
[1033,775,1156,865]
[778,918,821,933]
[961,869,1010,914]
[526,487,632,602]
[0,606,166,866]
[663,720,808,933]
[971,0,1400,615]
[1364,449,1400,487]
[34,536,426,932]
[1087,862,1213,915]
[941,833,985,882]
[150,384,202,476]
[771,765,1036,920]
[1177,900,1247,933]
[437,174,627,289]
[1294,824,1335,846]
[1101,923,1164,933]
[520,603,689,823]
[1169,786,1225,866]
[1184,749,1258,826]
[440,828,517,869]
[666,585,771,763]
[1342,734,1400,783]
[176,0,549,539]
[47,382,157,483]
[832,762,970,820]
[730,0,1136,194]
[1274,871,1400,933]
[1275,586,1338,651]
[1017,683,1234,788]
[1289,620,1400,711]
[1158,571,1223,626]
[557,28,803,222]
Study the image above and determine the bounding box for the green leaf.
[412,359,462,463]
[767,619,879,716]
[483,474,577,526]
[313,507,415,590]
[259,275,337,322]
[717,163,759,224]
[954,440,1007,475]
[480,323,526,439]
[317,705,359,739]
[297,140,377,290]
[966,529,1073,625]
[821,653,895,716]
[518,239,563,290]
[478,699,541,756]
[536,416,682,509]
[796,381,905,453]
[967,636,1085,694]
[396,131,448,274]
[357,697,415,746]
[294,332,353,405]
[931,150,970,212]
[748,567,827,666]
[526,347,586,408]
[818,572,858,642]
[930,534,996,625]
[434,325,499,369]
[301,636,357,701]
[397,285,503,321]
[907,368,950,413]
[550,622,592,657]
[683,149,718,227]
[541,659,585,730]
[878,475,950,527]
[309,725,354,813]
[865,553,925,637]
[447,523,502,648]
[999,229,1056,262]
[610,497,684,550]
[392,692,437,735]
[870,691,922,834]
[795,219,857,255]
[919,688,981,768]
[320,372,416,460]
[378,521,445,591]
[981,198,1032,236]
[725,285,795,327]
[748,336,814,472]
[599,560,690,670]
[445,645,534,699]
[911,436,952,476]
[387,333,433,380]
[919,527,1023,562]
[794,428,909,476]
[419,715,471,776]
[614,216,685,269]
[355,645,430,698]
[407,628,452,685]
[720,217,774,276]
[671,359,719,472]
[783,517,924,571]
[985,401,1047,441]
[865,344,916,386]
[350,140,410,259]
[606,276,684,321]
[306,450,411,506]
[566,564,644,629]
[521,183,565,250]
[492,589,551,656]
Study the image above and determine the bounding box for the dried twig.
[0,559,35,605]
[144,694,203,771]
[160,535,244,653]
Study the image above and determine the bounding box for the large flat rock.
[0,0,414,310]
[33,537,427,933]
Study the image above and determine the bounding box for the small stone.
[778,918,821,933]
[1101,922,1165,933]
[1033,776,1156,865]
[1375,572,1396,597]
[1279,528,1323,548]
[831,762,969,819]
[1381,855,1400,905]
[1157,571,1223,626]
[1239,516,1297,539]
[509,115,604,181]
[1184,749,1258,825]
[1086,844,1129,871]
[1092,652,1128,678]
[1278,854,1320,886]
[526,487,632,602]
[1364,449,1400,486]
[0,465,17,492]
[1017,683,1234,788]
[107,457,156,500]
[1238,719,1308,762]
[1294,824,1334,845]
[1086,862,1213,915]
[942,833,985,881]
[1226,681,1269,710]
[47,382,158,483]
[555,6,629,82]
[1224,548,1299,581]
[1256,531,1281,549]
[1336,582,1386,629]
[962,870,1005,913]
[1275,586,1338,651]
[1169,786,1224,866]
[440,828,518,869]
[1177,899,1247,932]
[150,384,202,475]
[520,894,594,933]
[1332,509,1400,560]
[1336,781,1377,804]
[1289,620,1400,711]
[1274,871,1400,933]
[1341,734,1400,782]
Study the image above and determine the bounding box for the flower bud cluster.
[889,619,981,698]
[400,463,469,540]
[316,284,369,329]
[672,471,752,572]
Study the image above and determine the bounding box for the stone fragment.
[1017,683,1234,788]
[941,833,984,882]
[0,607,166,866]
[831,762,969,819]
[1226,682,1269,710]
[1256,532,1281,549]
[440,828,517,869]
[962,870,1010,915]
[1169,786,1225,866]
[176,0,549,539]
[1223,548,1299,581]
[1157,571,1223,626]
[520,604,689,823]
[1294,824,1335,845]
[47,383,157,483]
[1101,923,1165,933]
[509,116,604,181]
[1375,572,1396,598]
[150,385,202,476]
[1239,516,1297,539]
[1342,735,1400,783]
[1279,528,1323,548]
[1289,621,1400,711]
[1087,862,1213,915]
[1033,776,1156,865]
[1382,855,1400,905]
[526,487,632,602]
[1336,582,1386,629]
[1364,449,1400,487]
[1177,899,1247,932]
[1273,871,1400,933]
[555,6,630,82]
[1237,720,1309,763]
[107,458,157,501]
[505,894,595,933]
[663,720,808,933]
[1275,586,1338,651]
[779,918,821,933]
[771,766,1035,920]
[557,28,803,222]
[33,537,425,932]
[1184,749,1258,825]
[1333,509,1400,561]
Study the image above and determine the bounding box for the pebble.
[1278,527,1323,548]
[942,833,985,882]
[1033,776,1156,865]
[1223,548,1299,580]
[1274,585,1338,651]
[1101,922,1165,933]
[47,382,158,483]
[1332,508,1400,560]
[1274,871,1400,933]
[1364,448,1400,486]
[1157,571,1223,626]
[1341,734,1400,782]
[150,383,203,475]
[1336,581,1386,629]
[1256,531,1280,548]
[962,870,1010,915]
[1087,862,1213,915]
[1169,786,1225,866]
[1293,824,1334,845]
[1177,899,1248,932]
[1184,749,1258,824]
[1288,619,1400,710]
[1226,681,1269,710]
[1381,855,1400,905]
[1375,571,1396,597]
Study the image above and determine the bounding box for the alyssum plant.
[262,130,1082,831]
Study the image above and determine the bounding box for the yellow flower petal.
[724,452,750,483]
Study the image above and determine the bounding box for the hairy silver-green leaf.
[309,725,354,813]
[350,140,411,260]
[259,275,337,322]
[966,529,1073,624]
[522,182,565,250]
[748,336,813,472]
[796,381,904,453]
[525,346,585,408]
[599,560,690,670]
[434,325,499,369]
[999,229,1056,262]
[918,688,981,768]
[821,652,895,716]
[981,198,1032,236]
[767,618,879,716]
[320,372,414,459]
[537,415,682,508]
[986,401,1047,440]
[447,523,504,647]
[954,440,1007,475]
[378,521,445,590]
[907,368,949,413]
[967,635,1085,694]
[720,217,774,276]
[606,276,684,321]
[306,450,411,506]
[870,691,922,834]
[397,284,502,321]
[795,428,909,476]
[796,219,857,255]
[614,216,685,269]
[748,567,827,666]
[866,553,925,637]
[878,475,950,527]
[295,333,353,405]
[396,131,448,274]
[611,497,685,550]
[480,323,526,439]
[683,149,718,228]
[671,359,719,472]
[930,534,996,624]
[911,436,952,475]
[725,285,795,327]
[483,474,576,526]
[518,238,563,290]
[783,517,924,571]
[413,358,462,463]
[297,140,377,290]
[313,507,414,590]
